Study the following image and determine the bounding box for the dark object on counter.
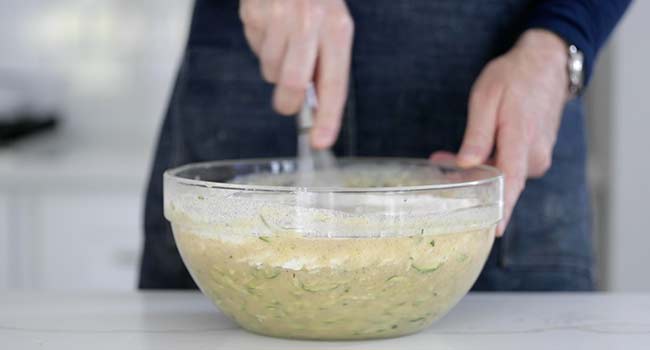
[0,113,59,146]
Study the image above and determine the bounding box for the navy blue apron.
[139,0,595,291]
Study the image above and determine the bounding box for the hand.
[239,0,354,148]
[431,29,570,236]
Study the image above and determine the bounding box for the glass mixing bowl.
[164,158,502,340]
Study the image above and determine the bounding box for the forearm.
[525,0,632,87]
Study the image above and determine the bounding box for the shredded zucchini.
[411,262,444,273]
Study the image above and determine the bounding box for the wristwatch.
[567,44,584,97]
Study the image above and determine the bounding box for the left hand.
[430,29,570,236]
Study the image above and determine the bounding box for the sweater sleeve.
[525,0,632,86]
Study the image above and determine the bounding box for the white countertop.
[1,292,649,349]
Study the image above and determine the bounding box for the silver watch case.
[568,45,584,96]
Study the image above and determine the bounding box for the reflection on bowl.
[164,158,503,340]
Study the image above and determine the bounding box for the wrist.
[517,29,567,67]
[516,29,570,97]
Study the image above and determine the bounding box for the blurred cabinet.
[0,164,146,291]
[0,0,195,290]
[0,190,142,290]
[37,193,142,290]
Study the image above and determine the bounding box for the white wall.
[606,0,650,291]
[0,195,8,288]
[585,46,614,290]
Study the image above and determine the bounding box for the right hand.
[239,0,354,148]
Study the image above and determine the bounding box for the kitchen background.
[0,0,647,292]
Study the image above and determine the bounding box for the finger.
[244,27,264,56]
[239,0,269,31]
[495,114,529,236]
[527,139,553,178]
[259,2,291,83]
[273,4,323,115]
[458,72,502,168]
[429,151,458,163]
[311,12,354,149]
[240,0,270,55]
[430,152,496,166]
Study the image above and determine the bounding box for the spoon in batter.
[295,84,338,187]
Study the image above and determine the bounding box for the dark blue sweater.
[527,0,632,85]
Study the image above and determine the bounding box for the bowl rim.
[164,157,503,194]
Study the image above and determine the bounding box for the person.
[139,0,631,290]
